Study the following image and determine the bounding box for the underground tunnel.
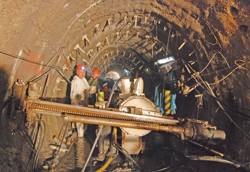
[0,0,250,171]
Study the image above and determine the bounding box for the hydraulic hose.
[107,76,128,107]
[95,157,113,172]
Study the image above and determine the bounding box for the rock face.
[0,0,249,171]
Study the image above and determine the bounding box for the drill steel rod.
[64,114,185,135]
[25,100,179,125]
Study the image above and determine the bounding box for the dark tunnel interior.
[0,0,250,171]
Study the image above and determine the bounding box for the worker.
[70,63,90,137]
[88,68,101,105]
[70,64,90,169]
[88,68,109,161]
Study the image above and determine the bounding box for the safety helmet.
[76,64,86,71]
[92,68,101,75]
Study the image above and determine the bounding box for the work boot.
[95,153,105,161]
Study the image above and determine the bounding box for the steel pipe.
[64,114,225,140]
[25,100,226,140]
[64,114,185,135]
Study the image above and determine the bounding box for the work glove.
[82,89,89,106]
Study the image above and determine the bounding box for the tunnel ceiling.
[0,0,249,113]
[0,0,249,104]
[1,0,249,80]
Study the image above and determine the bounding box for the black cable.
[111,142,140,170]
[216,100,250,119]
[204,90,250,139]
[28,68,53,83]
[18,130,37,172]
[54,67,70,83]
[239,70,250,89]
[0,49,70,84]
[183,60,250,139]
[54,121,68,157]
[197,92,250,143]
[0,41,70,68]
[107,76,128,107]
[25,120,39,172]
[32,115,44,171]
[26,46,62,83]
[0,96,12,112]
[0,50,53,67]
[204,93,250,120]
[195,61,250,112]
[18,130,36,152]
[34,119,46,170]
[51,121,69,170]
[27,66,70,84]
[226,105,250,113]
[27,116,43,171]
[200,65,236,77]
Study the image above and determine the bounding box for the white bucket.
[133,77,144,95]
[121,78,131,94]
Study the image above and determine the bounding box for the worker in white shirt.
[70,63,90,169]
[70,63,90,137]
